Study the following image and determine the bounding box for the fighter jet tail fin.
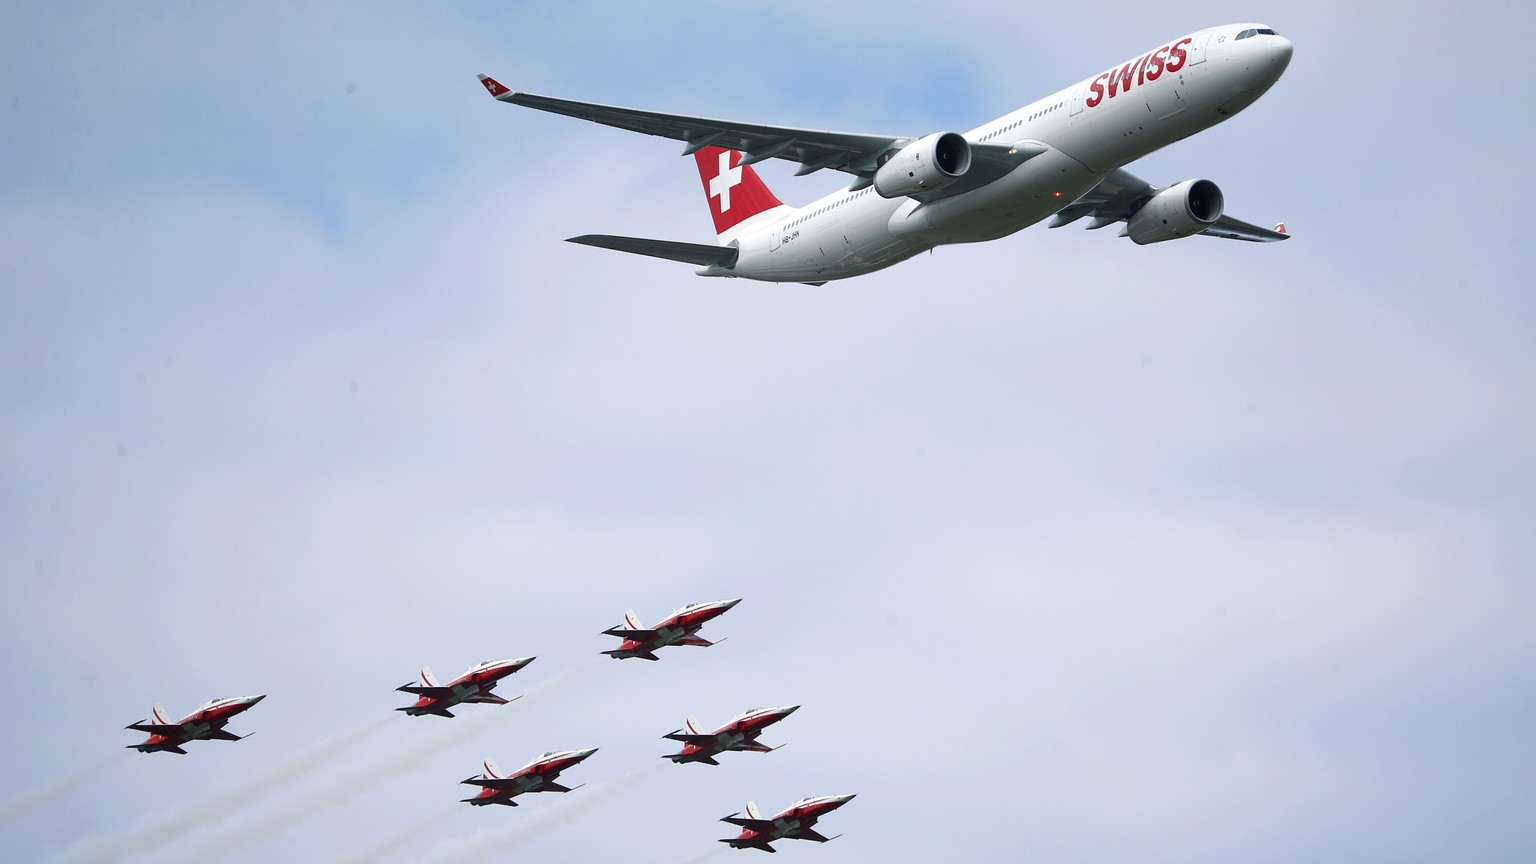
[685,715,703,734]
[419,666,440,688]
[152,703,171,725]
[483,757,504,779]
[624,610,644,630]
[745,800,762,820]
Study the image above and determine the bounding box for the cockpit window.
[1237,27,1278,40]
[1236,29,1256,40]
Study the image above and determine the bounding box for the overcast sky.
[3,2,1534,862]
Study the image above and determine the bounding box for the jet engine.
[1125,179,1224,244]
[873,132,971,198]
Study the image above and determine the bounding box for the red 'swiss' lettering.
[1165,37,1192,73]
[1086,73,1108,108]
[1107,61,1136,98]
[1085,36,1191,110]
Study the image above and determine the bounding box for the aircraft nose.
[580,748,599,758]
[722,598,743,609]
[1268,35,1294,72]
[247,695,267,704]
[782,705,801,714]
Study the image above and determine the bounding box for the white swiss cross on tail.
[692,146,784,238]
[709,151,743,213]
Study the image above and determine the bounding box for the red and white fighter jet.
[125,695,265,755]
[460,748,599,806]
[601,599,741,661]
[664,705,799,765]
[719,795,856,853]
[396,657,535,718]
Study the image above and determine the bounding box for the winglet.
[477,74,510,99]
[1273,221,1287,235]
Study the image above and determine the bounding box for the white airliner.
[480,24,1292,284]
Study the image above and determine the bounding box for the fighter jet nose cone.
[724,598,743,608]
[250,695,267,703]
[784,705,801,713]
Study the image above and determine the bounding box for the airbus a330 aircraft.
[479,24,1291,284]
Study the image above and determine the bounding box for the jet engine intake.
[873,132,971,199]
[1125,179,1224,244]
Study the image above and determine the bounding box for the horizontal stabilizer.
[463,796,518,806]
[603,648,660,660]
[721,815,776,832]
[567,235,739,268]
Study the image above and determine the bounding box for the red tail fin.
[694,147,783,237]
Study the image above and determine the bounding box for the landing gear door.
[1187,29,1213,65]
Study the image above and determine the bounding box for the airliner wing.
[1052,168,1289,242]
[480,76,902,178]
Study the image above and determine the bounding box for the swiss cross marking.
[709,151,743,212]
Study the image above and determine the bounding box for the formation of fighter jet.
[395,657,535,718]
[460,748,599,806]
[602,598,741,661]
[664,705,799,766]
[719,795,856,853]
[124,695,265,755]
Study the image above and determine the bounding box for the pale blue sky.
[3,2,1534,862]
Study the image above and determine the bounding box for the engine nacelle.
[873,132,971,199]
[1125,179,1224,244]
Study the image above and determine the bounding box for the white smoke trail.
[330,803,459,864]
[0,755,123,831]
[415,762,666,864]
[159,659,603,864]
[674,846,726,864]
[42,714,394,864]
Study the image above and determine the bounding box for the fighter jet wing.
[207,728,246,741]
[798,827,837,843]
[461,776,524,791]
[1049,167,1289,241]
[600,628,656,640]
[125,722,186,735]
[662,732,719,745]
[396,683,455,698]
